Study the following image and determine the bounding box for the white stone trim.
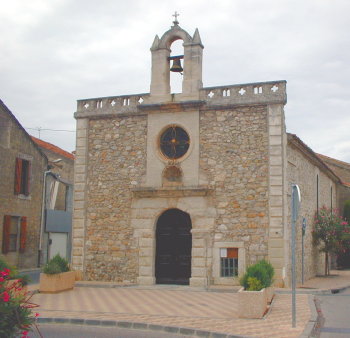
[132,196,215,287]
[72,118,89,272]
[146,111,199,187]
[268,104,287,285]
[212,241,245,285]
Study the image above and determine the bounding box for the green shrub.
[343,200,350,222]
[42,254,69,275]
[0,255,18,279]
[50,254,69,272]
[14,274,31,287]
[240,260,273,290]
[247,277,263,291]
[256,260,274,287]
[0,266,40,337]
[43,262,61,275]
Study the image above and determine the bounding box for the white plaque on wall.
[220,248,227,258]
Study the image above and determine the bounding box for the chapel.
[72,17,346,287]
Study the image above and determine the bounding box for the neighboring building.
[316,153,350,214]
[286,134,344,282]
[31,136,74,264]
[71,20,349,287]
[0,100,47,269]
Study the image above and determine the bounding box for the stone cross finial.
[172,11,179,25]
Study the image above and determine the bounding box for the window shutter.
[2,215,11,254]
[14,158,22,194]
[227,248,238,259]
[19,216,27,253]
[25,161,31,196]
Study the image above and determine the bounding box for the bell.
[170,58,183,73]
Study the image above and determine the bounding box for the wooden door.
[155,209,192,285]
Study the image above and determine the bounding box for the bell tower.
[149,14,204,102]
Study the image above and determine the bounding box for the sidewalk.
[28,269,350,338]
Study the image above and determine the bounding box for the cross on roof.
[172,11,179,25]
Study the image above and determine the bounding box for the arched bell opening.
[169,39,184,94]
[155,208,192,285]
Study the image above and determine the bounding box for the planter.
[39,271,75,293]
[266,286,274,304]
[238,287,267,319]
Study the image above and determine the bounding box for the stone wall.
[199,105,269,269]
[286,139,337,284]
[76,104,270,284]
[84,115,147,282]
[317,155,350,212]
[0,105,47,268]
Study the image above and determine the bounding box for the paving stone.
[85,319,101,326]
[70,318,85,324]
[31,286,315,337]
[117,321,133,328]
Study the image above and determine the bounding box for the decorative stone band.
[75,80,287,118]
[131,186,213,198]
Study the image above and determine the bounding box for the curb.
[299,295,318,338]
[275,283,350,295]
[37,317,251,338]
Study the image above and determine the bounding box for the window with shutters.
[14,158,31,196]
[2,215,27,254]
[220,248,238,277]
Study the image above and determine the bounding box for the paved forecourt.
[31,286,310,338]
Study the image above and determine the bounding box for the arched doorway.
[155,209,192,285]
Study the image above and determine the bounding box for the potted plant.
[257,260,274,303]
[238,260,273,319]
[39,254,75,293]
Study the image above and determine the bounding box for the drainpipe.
[38,170,51,267]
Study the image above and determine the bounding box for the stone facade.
[85,116,147,281]
[0,100,47,268]
[317,154,350,214]
[72,21,346,287]
[286,134,340,284]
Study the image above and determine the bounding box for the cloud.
[0,0,349,160]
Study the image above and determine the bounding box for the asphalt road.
[317,287,350,337]
[27,324,190,338]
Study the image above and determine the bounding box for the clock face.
[160,126,190,159]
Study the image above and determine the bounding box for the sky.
[1,0,349,162]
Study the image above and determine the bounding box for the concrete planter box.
[238,287,267,319]
[266,286,274,304]
[39,271,75,293]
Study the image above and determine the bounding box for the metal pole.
[291,184,300,328]
[302,217,306,285]
[291,199,296,328]
[301,231,304,285]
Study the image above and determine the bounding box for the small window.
[220,248,238,277]
[14,158,31,196]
